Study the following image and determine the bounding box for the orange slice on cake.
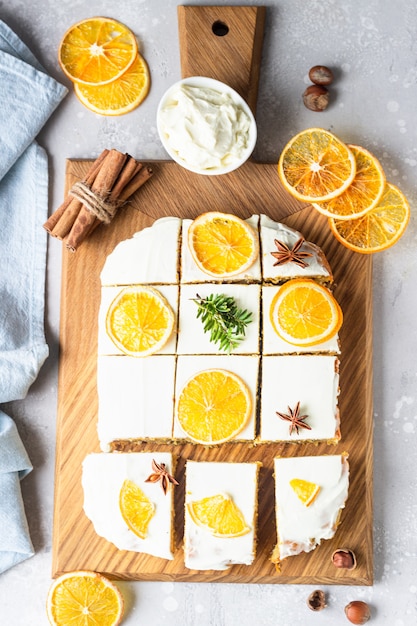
[269,278,343,347]
[106,286,174,357]
[278,128,356,202]
[187,493,250,537]
[289,478,321,507]
[119,479,155,539]
[188,212,258,277]
[176,369,251,444]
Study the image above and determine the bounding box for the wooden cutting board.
[52,5,373,585]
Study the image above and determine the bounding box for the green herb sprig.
[192,293,253,353]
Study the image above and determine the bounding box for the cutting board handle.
[177,5,266,115]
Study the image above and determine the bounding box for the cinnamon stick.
[45,148,154,252]
[64,150,130,251]
[109,157,140,200]
[44,149,109,236]
[73,164,154,247]
[118,165,153,202]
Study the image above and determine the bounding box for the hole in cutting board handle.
[212,20,229,36]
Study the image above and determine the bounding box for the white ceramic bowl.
[156,76,257,176]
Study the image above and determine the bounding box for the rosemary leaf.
[192,293,253,353]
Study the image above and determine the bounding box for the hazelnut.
[344,600,371,624]
[309,65,334,86]
[306,589,326,611]
[302,85,329,112]
[331,548,357,570]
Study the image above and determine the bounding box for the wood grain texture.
[52,161,373,585]
[52,6,373,585]
[178,5,265,114]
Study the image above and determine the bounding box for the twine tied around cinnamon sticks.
[44,149,153,252]
[69,180,120,224]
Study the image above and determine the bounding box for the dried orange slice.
[58,17,137,85]
[46,570,124,626]
[329,182,410,254]
[74,53,150,115]
[119,479,155,539]
[176,369,251,444]
[270,278,343,346]
[188,212,258,277]
[106,286,174,357]
[290,478,321,507]
[278,128,356,202]
[312,145,386,219]
[187,494,250,537]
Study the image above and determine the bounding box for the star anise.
[145,459,179,495]
[276,401,311,436]
[270,237,312,269]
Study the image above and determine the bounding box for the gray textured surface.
[0,0,416,624]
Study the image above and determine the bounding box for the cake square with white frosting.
[173,355,258,441]
[262,285,340,355]
[272,454,349,563]
[82,452,176,560]
[100,217,181,286]
[98,284,179,356]
[180,215,261,283]
[184,460,260,570]
[259,355,340,443]
[260,214,333,283]
[177,283,260,355]
[97,355,176,451]
[95,213,341,451]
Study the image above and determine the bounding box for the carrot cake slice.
[259,355,340,443]
[271,454,349,565]
[82,452,177,560]
[100,216,181,286]
[98,284,179,356]
[177,283,260,355]
[173,355,258,443]
[97,355,176,451]
[180,215,261,283]
[260,214,333,283]
[184,460,260,570]
[262,285,340,355]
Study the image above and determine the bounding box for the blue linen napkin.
[0,412,33,573]
[0,19,67,573]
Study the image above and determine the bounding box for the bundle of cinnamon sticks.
[44,149,153,252]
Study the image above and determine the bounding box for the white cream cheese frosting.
[177,283,260,355]
[260,214,333,282]
[82,452,175,560]
[184,460,260,570]
[97,355,176,451]
[259,355,340,442]
[100,217,181,286]
[158,85,252,171]
[273,454,349,561]
[96,212,339,446]
[100,214,332,287]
